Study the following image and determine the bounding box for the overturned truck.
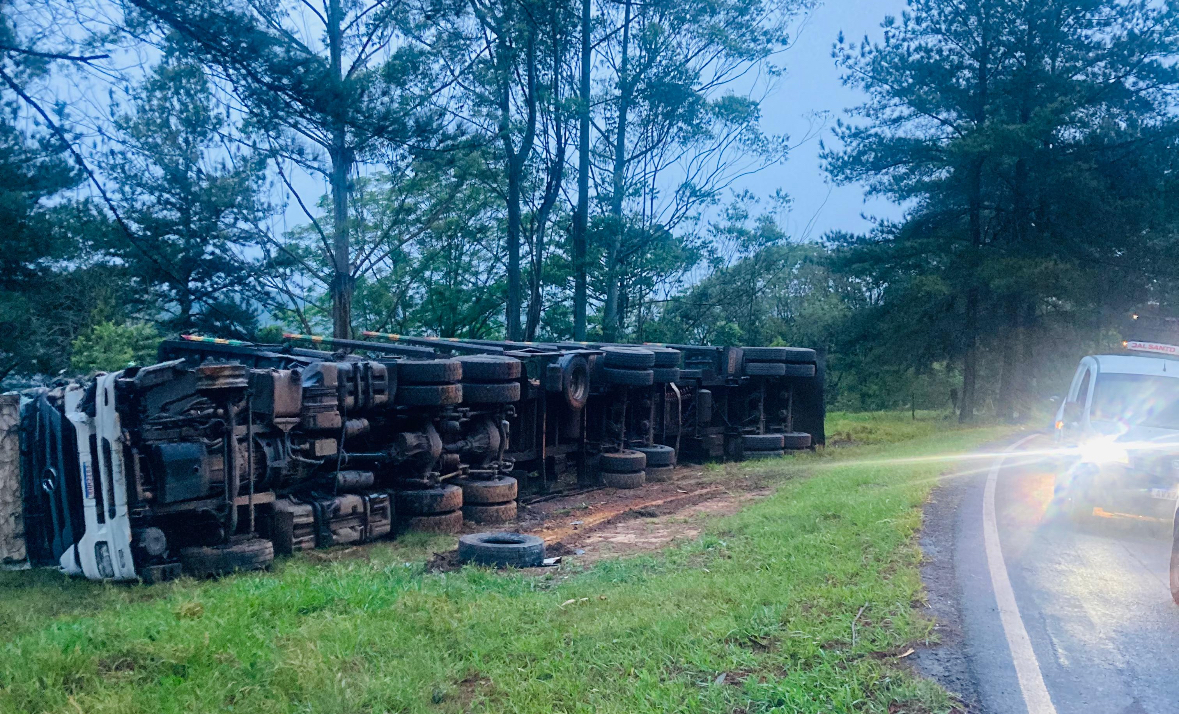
[0,335,823,581]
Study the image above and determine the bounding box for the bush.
[70,321,161,374]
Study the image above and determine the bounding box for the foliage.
[70,320,162,374]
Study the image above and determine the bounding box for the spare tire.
[398,359,462,384]
[557,354,591,410]
[744,362,787,377]
[652,367,681,383]
[742,347,817,364]
[396,383,463,406]
[394,484,463,515]
[456,355,522,381]
[462,501,518,524]
[453,476,518,504]
[402,510,463,534]
[458,532,545,568]
[782,432,813,449]
[743,433,785,451]
[179,537,274,578]
[461,381,521,404]
[635,444,675,467]
[645,465,676,483]
[602,470,645,489]
[602,346,656,369]
[605,367,654,387]
[601,449,647,473]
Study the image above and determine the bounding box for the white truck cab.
[1054,346,1179,520]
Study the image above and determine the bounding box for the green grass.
[0,420,1013,714]
[825,410,979,446]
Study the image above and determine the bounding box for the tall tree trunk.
[327,0,351,339]
[960,15,991,424]
[506,163,523,340]
[572,0,591,341]
[602,0,632,342]
[500,20,536,342]
[996,297,1018,421]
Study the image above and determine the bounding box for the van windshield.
[1090,373,1179,429]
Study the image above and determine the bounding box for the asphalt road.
[921,434,1179,714]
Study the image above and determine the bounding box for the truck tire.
[601,450,647,472]
[605,367,654,387]
[602,346,656,369]
[462,501,518,524]
[394,484,462,515]
[744,362,787,377]
[557,354,591,410]
[456,355,523,381]
[649,348,682,368]
[782,363,817,378]
[635,444,675,467]
[458,532,545,568]
[402,510,463,534]
[397,359,462,384]
[453,476,518,504]
[651,367,681,383]
[743,433,785,451]
[602,470,645,489]
[461,381,521,404]
[179,537,274,578]
[742,347,817,363]
[782,432,813,449]
[395,383,462,406]
[645,465,676,482]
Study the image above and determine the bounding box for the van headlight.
[1080,438,1130,465]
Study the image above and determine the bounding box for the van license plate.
[1150,488,1179,500]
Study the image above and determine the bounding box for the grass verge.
[0,421,1014,713]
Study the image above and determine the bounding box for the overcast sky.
[746,0,909,241]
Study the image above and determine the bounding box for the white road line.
[983,434,1057,714]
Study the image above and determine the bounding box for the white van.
[1053,348,1179,519]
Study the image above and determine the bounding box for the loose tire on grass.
[652,367,681,383]
[394,484,462,515]
[742,433,785,451]
[456,355,522,381]
[746,450,785,460]
[462,501,518,524]
[602,470,646,489]
[600,449,647,473]
[635,444,675,467]
[604,367,654,387]
[782,432,813,449]
[453,476,518,504]
[602,346,656,369]
[741,347,817,363]
[645,465,676,483]
[458,532,545,568]
[461,381,521,404]
[179,537,274,578]
[397,359,462,385]
[744,362,787,377]
[395,383,462,406]
[782,363,817,378]
[402,510,463,534]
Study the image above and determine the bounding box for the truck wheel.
[602,346,657,369]
[782,432,813,449]
[179,537,274,578]
[458,532,545,568]
[601,450,647,472]
[455,355,523,381]
[395,384,463,406]
[782,363,817,378]
[744,362,787,377]
[649,348,682,368]
[461,381,521,404]
[604,367,654,387]
[742,433,785,451]
[602,470,645,489]
[395,484,463,515]
[557,354,591,410]
[402,510,463,534]
[742,347,817,363]
[635,444,675,467]
[397,359,462,385]
[453,476,518,504]
[462,501,518,524]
